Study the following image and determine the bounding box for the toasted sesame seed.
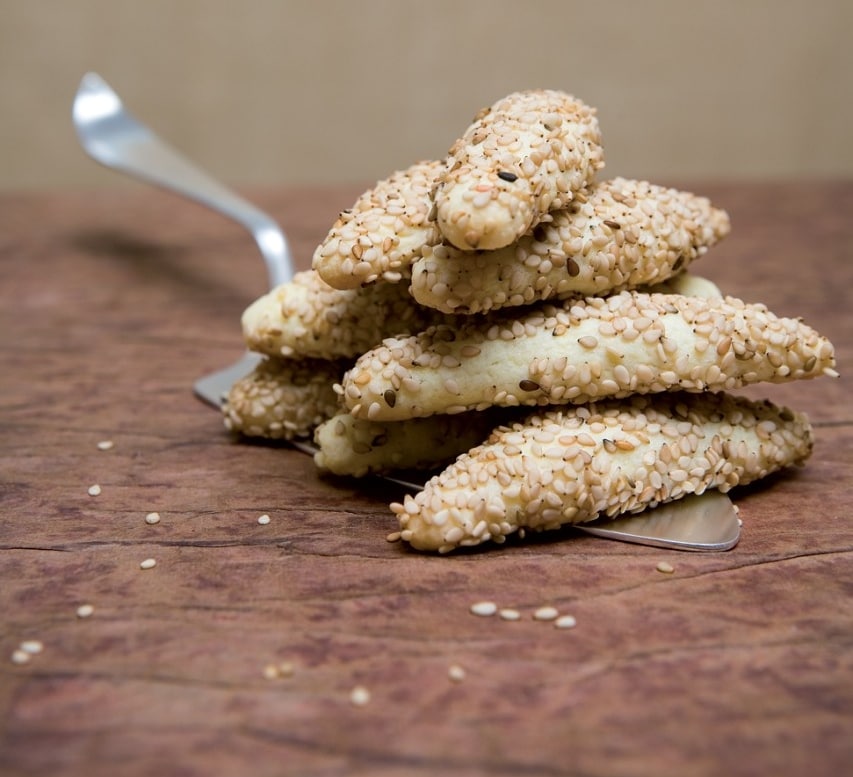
[470,601,498,617]
[656,561,675,574]
[76,604,95,619]
[144,512,161,525]
[448,664,467,682]
[87,484,101,497]
[533,605,559,621]
[263,660,295,680]
[350,686,371,707]
[11,650,31,665]
[385,531,402,542]
[97,440,114,451]
[139,558,157,570]
[257,514,271,525]
[554,614,577,629]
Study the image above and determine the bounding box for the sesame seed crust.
[241,270,455,361]
[312,160,444,289]
[223,356,345,440]
[340,291,836,421]
[434,89,604,251]
[411,178,731,314]
[313,408,514,478]
[391,391,814,552]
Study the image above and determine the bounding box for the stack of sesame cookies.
[224,89,837,553]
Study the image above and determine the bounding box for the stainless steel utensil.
[576,491,740,551]
[71,72,740,552]
[72,72,294,404]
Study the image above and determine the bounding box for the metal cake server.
[71,72,740,552]
[72,72,295,404]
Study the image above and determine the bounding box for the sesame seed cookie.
[392,392,813,552]
[223,356,345,440]
[313,159,444,289]
[341,291,837,421]
[433,89,604,251]
[411,178,730,314]
[241,270,456,361]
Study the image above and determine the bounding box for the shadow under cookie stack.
[223,89,837,554]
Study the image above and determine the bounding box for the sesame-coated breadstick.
[313,408,513,478]
[241,270,456,361]
[340,291,837,421]
[313,160,444,289]
[411,178,730,314]
[391,392,813,552]
[223,357,345,440]
[433,89,604,251]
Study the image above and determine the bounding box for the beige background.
[1,0,852,192]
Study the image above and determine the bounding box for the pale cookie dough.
[313,159,444,289]
[433,89,604,251]
[647,272,722,299]
[314,408,513,478]
[223,357,345,440]
[391,392,814,552]
[411,178,730,314]
[341,291,837,421]
[242,269,455,360]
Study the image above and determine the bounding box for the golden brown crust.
[341,291,837,421]
[392,392,814,552]
[312,160,444,289]
[241,270,456,361]
[434,89,604,251]
[223,357,345,440]
[411,178,730,314]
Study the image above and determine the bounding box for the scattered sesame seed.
[262,662,294,680]
[448,664,466,682]
[533,606,559,621]
[470,601,498,617]
[498,608,521,621]
[19,640,43,655]
[257,514,271,525]
[385,531,402,542]
[554,614,577,629]
[97,440,114,451]
[350,686,371,707]
[656,561,675,574]
[11,650,31,665]
[76,604,95,619]
[144,512,161,525]
[87,484,101,497]
[139,558,157,570]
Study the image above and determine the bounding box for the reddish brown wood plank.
[1,182,851,777]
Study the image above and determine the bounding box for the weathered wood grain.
[1,182,851,777]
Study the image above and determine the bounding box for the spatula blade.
[575,491,740,551]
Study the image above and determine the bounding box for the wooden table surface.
[1,181,851,777]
